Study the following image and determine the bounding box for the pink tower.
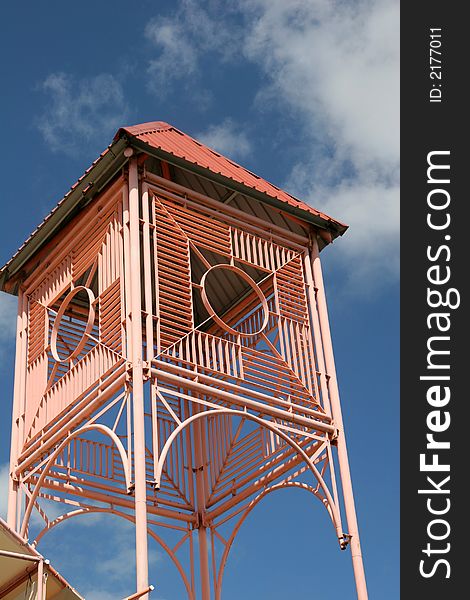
[1,122,368,599]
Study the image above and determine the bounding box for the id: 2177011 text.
[429,28,443,103]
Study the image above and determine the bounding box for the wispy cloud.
[95,533,140,583]
[0,291,17,358]
[245,0,399,170]
[242,0,400,290]
[83,590,166,600]
[80,591,116,600]
[145,18,197,83]
[36,72,129,156]
[196,119,252,161]
[144,0,399,291]
[0,462,9,520]
[145,0,240,98]
[38,512,161,598]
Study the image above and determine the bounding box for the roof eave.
[0,138,128,293]
[0,131,347,294]
[127,136,348,239]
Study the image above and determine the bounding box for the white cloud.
[242,0,400,290]
[145,0,399,291]
[0,292,17,358]
[196,119,252,161]
[145,0,240,97]
[0,462,10,520]
[308,178,400,287]
[36,512,162,598]
[81,591,116,600]
[146,19,197,82]
[36,72,129,156]
[245,0,399,169]
[83,591,166,600]
[96,540,138,582]
[85,516,159,584]
[0,291,16,337]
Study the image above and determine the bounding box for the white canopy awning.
[0,517,83,600]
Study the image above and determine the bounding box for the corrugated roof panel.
[1,120,346,293]
[0,143,123,278]
[115,121,346,228]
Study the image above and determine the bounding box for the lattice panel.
[276,256,310,324]
[206,412,234,491]
[154,197,194,349]
[203,416,324,511]
[72,207,120,282]
[30,255,72,308]
[158,195,232,256]
[99,279,122,352]
[22,185,125,448]
[54,436,115,481]
[99,219,122,293]
[161,330,243,380]
[28,301,47,365]
[231,227,296,271]
[278,317,316,393]
[151,189,323,418]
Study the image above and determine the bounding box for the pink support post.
[123,585,155,600]
[37,558,45,600]
[193,405,211,599]
[310,235,368,600]
[8,289,26,529]
[128,154,150,599]
[2,121,366,600]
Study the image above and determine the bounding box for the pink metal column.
[194,406,211,599]
[7,289,27,529]
[37,558,45,600]
[310,235,368,600]
[1,119,369,600]
[128,155,150,599]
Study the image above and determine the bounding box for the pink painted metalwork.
[200,264,270,337]
[2,122,368,599]
[115,121,347,229]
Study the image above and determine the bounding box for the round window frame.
[50,286,96,363]
[200,264,269,338]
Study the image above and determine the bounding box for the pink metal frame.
[7,155,367,599]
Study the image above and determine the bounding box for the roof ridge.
[115,121,346,228]
[115,121,172,140]
[118,123,307,199]
[1,120,348,292]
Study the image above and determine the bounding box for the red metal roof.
[1,120,346,293]
[115,121,345,228]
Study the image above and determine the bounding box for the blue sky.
[0,1,399,598]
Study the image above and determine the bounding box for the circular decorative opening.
[200,264,269,337]
[51,286,96,363]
